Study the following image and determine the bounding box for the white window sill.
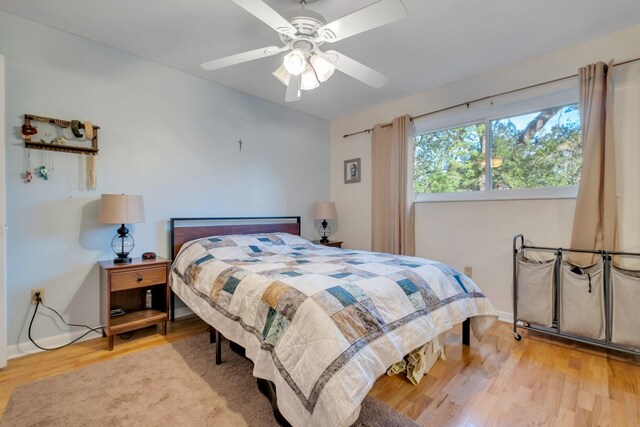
[413,186,578,203]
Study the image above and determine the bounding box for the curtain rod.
[342,56,640,139]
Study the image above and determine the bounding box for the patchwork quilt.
[170,233,497,427]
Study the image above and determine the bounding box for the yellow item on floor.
[386,334,445,385]
[386,359,406,376]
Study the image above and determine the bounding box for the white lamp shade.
[98,194,145,224]
[314,202,337,220]
[310,55,335,83]
[300,66,320,91]
[283,49,307,76]
[272,65,291,86]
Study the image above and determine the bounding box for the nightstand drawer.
[111,266,166,291]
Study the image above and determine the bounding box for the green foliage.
[413,123,485,194]
[413,105,582,194]
[491,105,581,189]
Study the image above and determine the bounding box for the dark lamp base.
[113,256,132,264]
[319,219,331,244]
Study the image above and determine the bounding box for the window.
[491,105,581,190]
[413,102,582,201]
[414,122,486,194]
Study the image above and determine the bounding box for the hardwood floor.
[1,316,638,426]
[371,321,640,426]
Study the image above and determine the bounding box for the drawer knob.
[137,275,143,282]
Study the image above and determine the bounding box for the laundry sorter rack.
[512,234,640,356]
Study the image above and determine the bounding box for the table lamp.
[98,194,145,263]
[314,201,337,243]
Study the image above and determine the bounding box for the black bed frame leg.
[208,326,217,343]
[170,289,175,322]
[462,318,470,346]
[215,331,222,365]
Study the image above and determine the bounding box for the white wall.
[330,24,640,317]
[0,55,6,367]
[0,11,329,356]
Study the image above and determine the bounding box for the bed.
[169,217,497,427]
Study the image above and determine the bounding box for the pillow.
[197,233,311,249]
[275,233,312,246]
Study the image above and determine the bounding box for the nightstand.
[99,257,171,350]
[312,240,343,248]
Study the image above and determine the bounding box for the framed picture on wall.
[344,158,361,184]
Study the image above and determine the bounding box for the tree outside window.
[413,104,581,195]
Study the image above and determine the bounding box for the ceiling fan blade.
[232,0,296,36]
[200,46,284,71]
[318,0,407,43]
[324,50,388,88]
[285,74,301,102]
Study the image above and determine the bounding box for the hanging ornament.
[70,120,83,138]
[84,121,94,140]
[87,155,97,190]
[38,150,50,181]
[21,124,37,141]
[38,165,49,180]
[52,136,67,145]
[80,153,86,191]
[22,148,33,183]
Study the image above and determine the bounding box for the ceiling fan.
[200,0,407,102]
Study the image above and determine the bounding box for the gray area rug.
[1,334,417,426]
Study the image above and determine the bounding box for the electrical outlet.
[31,288,44,305]
[464,266,473,278]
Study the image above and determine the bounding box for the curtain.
[570,61,618,266]
[371,115,415,256]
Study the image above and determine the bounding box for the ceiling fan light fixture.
[283,48,308,76]
[272,65,291,86]
[203,0,405,102]
[300,66,320,91]
[310,54,335,83]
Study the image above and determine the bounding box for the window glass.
[491,104,582,190]
[413,123,486,194]
[413,102,582,197]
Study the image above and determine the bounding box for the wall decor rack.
[23,113,99,155]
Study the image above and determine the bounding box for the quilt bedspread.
[170,233,497,426]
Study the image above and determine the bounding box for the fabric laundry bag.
[560,260,605,340]
[611,266,640,348]
[516,253,555,327]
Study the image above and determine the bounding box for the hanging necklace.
[23,148,33,183]
[38,148,48,180]
[87,155,97,190]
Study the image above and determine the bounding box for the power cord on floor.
[28,292,105,351]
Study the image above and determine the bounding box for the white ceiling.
[1,0,639,120]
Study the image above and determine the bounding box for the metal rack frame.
[512,234,640,356]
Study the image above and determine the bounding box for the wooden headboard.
[170,216,301,259]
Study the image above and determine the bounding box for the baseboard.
[7,329,103,360]
[496,310,513,323]
[8,308,194,360]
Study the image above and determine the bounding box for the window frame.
[412,88,580,203]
